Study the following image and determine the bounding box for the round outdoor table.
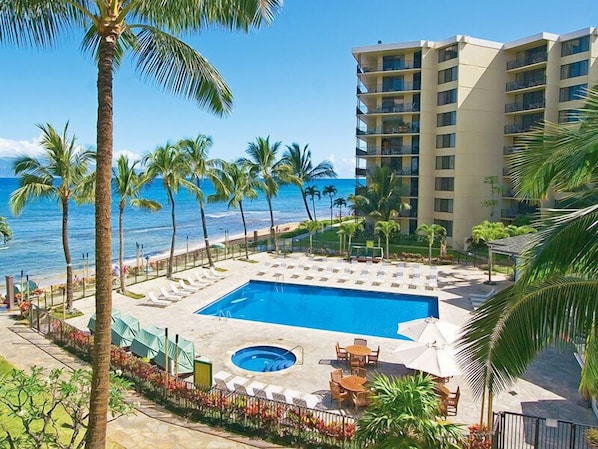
[345,345,372,357]
[339,375,367,393]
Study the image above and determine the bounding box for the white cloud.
[113,149,145,164]
[328,153,355,179]
[0,137,44,158]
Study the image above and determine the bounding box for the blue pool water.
[232,345,297,372]
[196,280,438,339]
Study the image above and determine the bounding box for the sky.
[0,0,596,178]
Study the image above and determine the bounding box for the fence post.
[533,416,540,449]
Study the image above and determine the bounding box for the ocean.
[0,178,355,285]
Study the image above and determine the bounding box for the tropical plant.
[458,87,598,428]
[470,221,510,284]
[304,185,321,221]
[214,161,261,260]
[375,220,400,261]
[506,224,537,236]
[178,134,224,267]
[143,144,192,279]
[339,220,363,257]
[481,176,504,219]
[0,1,282,445]
[241,136,294,253]
[301,220,324,254]
[0,216,12,244]
[417,223,447,265]
[334,197,347,222]
[322,185,337,224]
[355,373,463,448]
[113,155,161,294]
[352,166,410,221]
[10,123,94,311]
[281,143,336,221]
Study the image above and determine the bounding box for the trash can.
[193,356,212,389]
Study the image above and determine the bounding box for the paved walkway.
[0,313,284,449]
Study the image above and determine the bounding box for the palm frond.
[10,181,56,215]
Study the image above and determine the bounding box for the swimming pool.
[196,280,438,339]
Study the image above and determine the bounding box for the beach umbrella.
[110,313,140,348]
[397,316,460,345]
[14,279,38,294]
[87,309,121,333]
[154,334,195,374]
[130,324,164,360]
[393,341,460,378]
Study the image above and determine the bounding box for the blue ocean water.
[0,178,355,284]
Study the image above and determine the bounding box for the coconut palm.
[334,197,347,222]
[178,134,224,267]
[10,123,94,311]
[241,136,294,253]
[458,88,598,427]
[417,223,446,266]
[339,220,363,258]
[352,166,410,221]
[304,185,321,221]
[375,220,400,262]
[470,221,509,284]
[355,373,463,449]
[281,143,336,221]
[143,144,192,280]
[322,184,337,224]
[113,155,161,294]
[1,2,282,444]
[0,216,12,244]
[214,161,261,261]
[301,219,324,254]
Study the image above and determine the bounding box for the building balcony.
[398,208,418,218]
[356,146,419,157]
[395,168,418,176]
[355,147,367,156]
[356,102,420,114]
[357,83,421,95]
[357,60,421,73]
[383,124,420,134]
[500,209,518,219]
[503,146,524,155]
[504,124,536,134]
[355,167,368,177]
[506,52,548,70]
[505,101,545,113]
[505,77,546,92]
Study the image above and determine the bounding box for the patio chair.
[329,380,348,408]
[330,368,343,383]
[351,367,367,379]
[271,391,288,403]
[209,267,226,279]
[168,284,189,298]
[178,279,199,293]
[299,393,320,409]
[246,381,267,396]
[292,397,309,408]
[214,377,231,392]
[351,390,371,411]
[195,271,214,285]
[335,342,349,364]
[234,383,250,396]
[446,387,460,416]
[147,292,170,307]
[354,338,368,346]
[159,287,182,301]
[350,354,366,369]
[253,388,268,400]
[367,345,380,367]
[186,275,206,288]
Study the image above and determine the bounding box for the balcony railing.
[356,146,419,156]
[504,124,536,134]
[396,168,418,176]
[505,77,546,92]
[505,101,545,113]
[503,146,524,155]
[357,83,420,94]
[506,52,548,70]
[355,167,367,177]
[356,102,420,114]
[357,60,420,73]
[383,124,420,134]
[398,208,418,218]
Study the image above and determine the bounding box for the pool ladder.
[263,344,304,371]
[218,310,232,321]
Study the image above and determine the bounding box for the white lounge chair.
[209,267,226,279]
[187,275,206,289]
[410,273,424,289]
[160,287,182,301]
[169,283,190,297]
[470,288,497,309]
[195,271,214,285]
[246,381,267,396]
[147,292,170,307]
[178,279,199,293]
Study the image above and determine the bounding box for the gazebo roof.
[487,234,536,257]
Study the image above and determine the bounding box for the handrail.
[218,310,232,321]
[264,345,304,371]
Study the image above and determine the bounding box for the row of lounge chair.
[145,268,226,307]
[213,371,322,409]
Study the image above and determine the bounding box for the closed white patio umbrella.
[397,316,460,345]
[393,341,460,378]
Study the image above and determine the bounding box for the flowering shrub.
[465,424,492,449]
[316,420,357,441]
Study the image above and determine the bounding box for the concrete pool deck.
[60,252,596,427]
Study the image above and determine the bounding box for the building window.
[437,89,457,106]
[560,60,589,79]
[434,219,453,237]
[436,133,456,148]
[438,45,458,63]
[434,198,454,213]
[438,66,458,84]
[561,35,590,56]
[558,109,581,123]
[437,111,456,127]
[559,84,587,102]
[435,155,455,169]
[435,177,454,191]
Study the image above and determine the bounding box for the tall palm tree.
[417,223,446,266]
[241,136,293,253]
[178,134,223,267]
[322,184,337,224]
[113,155,161,294]
[10,123,94,311]
[301,219,324,254]
[375,220,400,262]
[353,166,410,221]
[334,197,347,222]
[143,144,192,280]
[458,87,598,427]
[339,221,363,258]
[304,185,321,221]
[0,2,282,445]
[0,216,12,244]
[282,143,336,221]
[355,373,463,448]
[213,161,261,261]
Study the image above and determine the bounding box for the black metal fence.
[493,411,596,449]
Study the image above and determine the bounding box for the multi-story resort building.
[353,27,598,246]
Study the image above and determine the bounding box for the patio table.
[340,375,367,393]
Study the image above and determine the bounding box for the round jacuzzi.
[231,345,297,372]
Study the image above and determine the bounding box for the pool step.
[263,360,294,372]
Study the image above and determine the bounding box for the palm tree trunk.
[312,197,317,220]
[301,188,313,221]
[429,243,432,265]
[386,235,390,262]
[167,188,176,279]
[61,197,73,311]
[86,34,116,449]
[239,201,249,260]
[119,201,125,294]
[266,194,277,252]
[200,203,213,267]
[330,198,333,224]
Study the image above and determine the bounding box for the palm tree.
[458,87,598,427]
[322,184,337,224]
[0,216,12,244]
[178,134,224,267]
[334,197,347,222]
[353,166,410,221]
[470,221,509,284]
[301,219,324,254]
[113,155,161,294]
[1,2,282,444]
[304,186,321,221]
[214,161,261,261]
[241,136,293,253]
[143,144,191,280]
[10,123,94,311]
[375,220,400,262]
[339,221,363,258]
[282,143,336,221]
[417,223,447,265]
[355,373,463,448]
